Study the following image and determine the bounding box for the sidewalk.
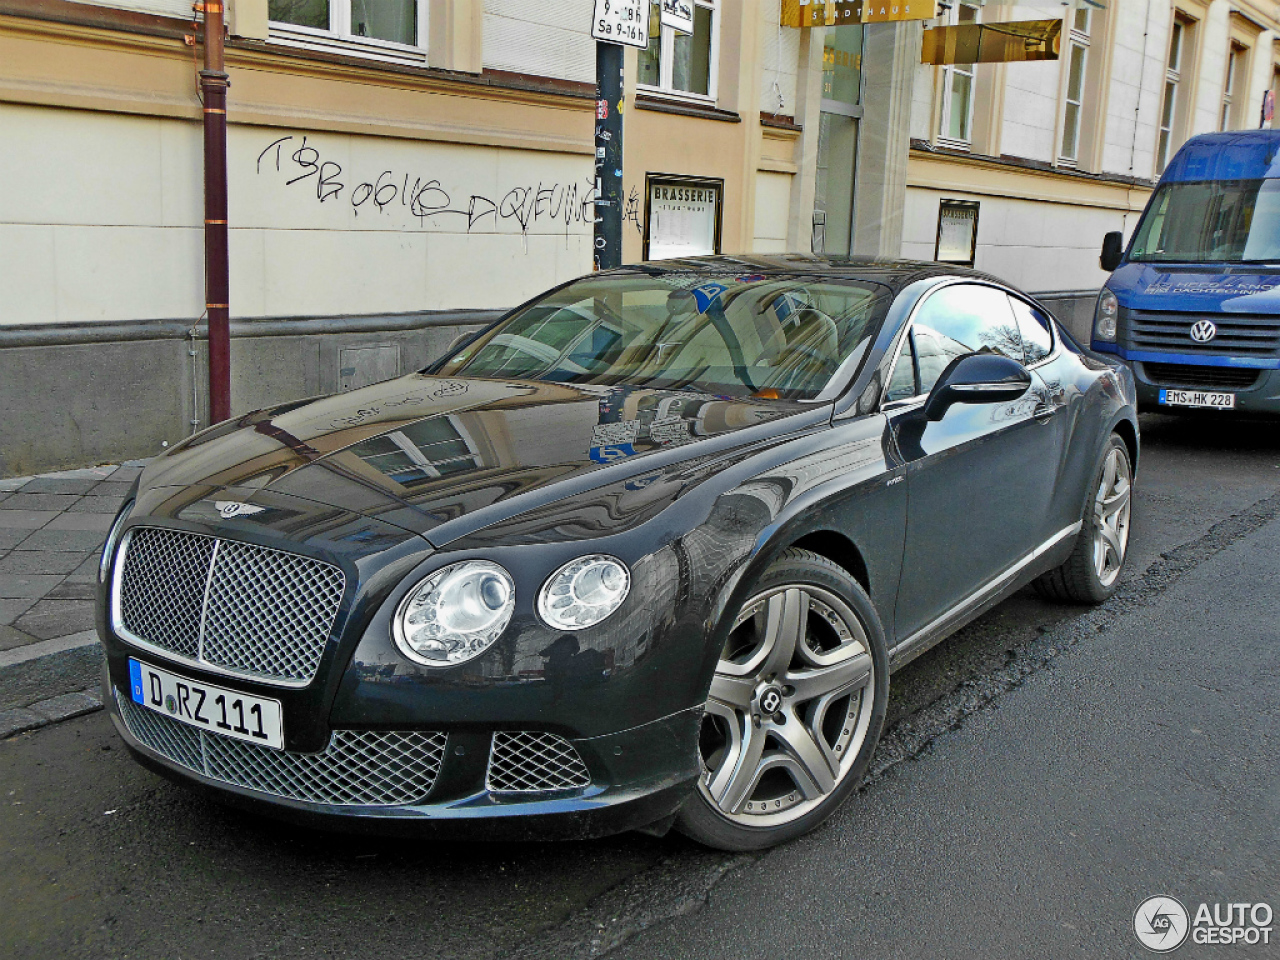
[0,461,148,735]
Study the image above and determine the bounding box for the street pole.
[201,2,231,424]
[593,41,624,271]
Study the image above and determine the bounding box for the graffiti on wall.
[256,135,648,243]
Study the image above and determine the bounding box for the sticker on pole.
[661,0,694,34]
[592,0,650,48]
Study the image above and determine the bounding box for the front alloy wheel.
[676,549,888,851]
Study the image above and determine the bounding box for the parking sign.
[591,0,650,48]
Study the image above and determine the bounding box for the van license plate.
[1159,389,1236,410]
[129,659,283,749]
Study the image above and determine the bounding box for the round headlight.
[537,555,630,631]
[393,560,515,666]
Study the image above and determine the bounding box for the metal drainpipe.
[201,2,231,423]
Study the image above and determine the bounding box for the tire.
[1033,433,1133,605]
[674,548,889,852]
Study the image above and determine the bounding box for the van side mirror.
[1100,231,1124,272]
[923,353,1032,422]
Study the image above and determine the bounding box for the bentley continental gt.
[99,256,1138,851]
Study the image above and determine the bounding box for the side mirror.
[1100,231,1124,272]
[923,353,1032,422]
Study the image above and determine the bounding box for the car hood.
[1108,262,1280,313]
[140,374,821,546]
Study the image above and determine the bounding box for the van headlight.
[393,561,515,666]
[537,556,630,630]
[1094,288,1119,341]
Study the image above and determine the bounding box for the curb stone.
[0,686,103,739]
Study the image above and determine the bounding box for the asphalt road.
[3,413,1278,960]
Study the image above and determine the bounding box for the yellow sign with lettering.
[780,1,935,28]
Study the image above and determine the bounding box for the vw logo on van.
[1190,320,1218,343]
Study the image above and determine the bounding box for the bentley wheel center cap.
[758,685,784,715]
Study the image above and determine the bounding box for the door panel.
[889,284,1064,642]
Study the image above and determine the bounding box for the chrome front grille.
[115,527,346,687]
[117,692,447,806]
[487,731,592,793]
[1124,310,1280,359]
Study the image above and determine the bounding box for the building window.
[1221,43,1247,130]
[1060,8,1091,164]
[937,2,980,147]
[1273,68,1280,129]
[269,0,426,56]
[1157,17,1187,173]
[637,1,719,100]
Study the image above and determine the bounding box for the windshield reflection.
[438,273,891,400]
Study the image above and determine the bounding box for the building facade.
[1,0,1278,474]
[902,0,1280,335]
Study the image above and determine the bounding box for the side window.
[884,333,919,403]
[1008,297,1054,364]
[911,284,1024,394]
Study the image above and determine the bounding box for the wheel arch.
[1111,414,1139,477]
[786,530,871,597]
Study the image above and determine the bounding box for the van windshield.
[1130,179,1280,263]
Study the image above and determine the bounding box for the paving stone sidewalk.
[0,461,146,653]
[0,462,151,736]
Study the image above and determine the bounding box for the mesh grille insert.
[118,528,216,660]
[117,693,446,806]
[202,541,347,683]
[115,527,346,686]
[487,731,592,793]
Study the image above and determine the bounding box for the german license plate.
[1159,389,1236,410]
[129,659,283,749]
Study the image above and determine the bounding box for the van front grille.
[1141,362,1261,390]
[1123,310,1280,359]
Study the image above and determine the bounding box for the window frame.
[1059,10,1091,165]
[268,0,430,64]
[636,0,721,104]
[936,1,981,149]
[1158,16,1189,173]
[879,280,1058,412]
[1221,45,1238,130]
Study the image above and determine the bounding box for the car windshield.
[437,273,891,401]
[1130,178,1280,263]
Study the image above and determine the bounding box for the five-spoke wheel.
[1034,432,1134,604]
[1092,443,1132,587]
[676,549,887,851]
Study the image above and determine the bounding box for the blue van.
[1093,130,1280,413]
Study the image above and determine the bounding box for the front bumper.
[105,670,701,840]
[98,486,717,840]
[1092,346,1280,414]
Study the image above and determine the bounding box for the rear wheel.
[1034,434,1133,604]
[675,548,888,851]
